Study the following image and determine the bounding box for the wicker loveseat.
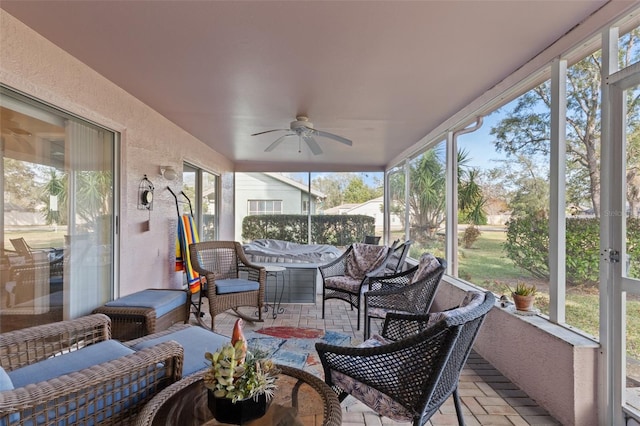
[0,314,184,425]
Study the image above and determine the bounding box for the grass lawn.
[454,227,640,360]
[4,227,67,251]
[457,228,527,285]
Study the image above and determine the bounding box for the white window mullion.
[549,58,567,324]
[404,160,411,242]
[446,131,457,277]
[599,25,619,426]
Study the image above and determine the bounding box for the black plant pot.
[207,391,269,424]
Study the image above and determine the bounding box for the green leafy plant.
[508,282,537,296]
[461,225,481,249]
[203,341,279,403]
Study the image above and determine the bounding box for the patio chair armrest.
[0,341,184,425]
[380,312,440,341]
[364,279,425,309]
[0,314,111,371]
[366,266,416,291]
[238,263,266,282]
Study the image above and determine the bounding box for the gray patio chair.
[316,290,495,426]
[320,242,398,330]
[363,253,445,339]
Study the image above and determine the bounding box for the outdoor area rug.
[244,326,351,378]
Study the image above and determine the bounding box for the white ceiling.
[0,1,632,172]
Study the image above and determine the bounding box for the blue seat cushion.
[0,366,13,391]
[215,279,260,295]
[104,289,187,317]
[8,340,135,388]
[129,326,229,376]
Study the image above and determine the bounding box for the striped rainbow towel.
[176,214,201,293]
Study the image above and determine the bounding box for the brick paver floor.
[191,294,560,426]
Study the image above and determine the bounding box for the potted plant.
[203,319,279,424]
[509,282,537,311]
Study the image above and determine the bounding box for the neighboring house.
[235,172,325,241]
[324,196,401,232]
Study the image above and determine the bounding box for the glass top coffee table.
[134,364,342,426]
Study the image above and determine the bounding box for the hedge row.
[505,216,640,286]
[242,214,375,246]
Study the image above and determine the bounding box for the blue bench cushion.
[8,340,135,388]
[215,279,260,295]
[129,326,229,376]
[104,289,187,317]
[0,366,13,391]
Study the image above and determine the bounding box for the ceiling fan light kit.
[251,115,352,155]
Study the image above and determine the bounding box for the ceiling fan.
[251,116,352,155]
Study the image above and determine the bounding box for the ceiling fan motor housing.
[290,116,314,133]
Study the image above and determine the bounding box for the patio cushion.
[0,366,13,391]
[357,334,391,348]
[129,326,229,376]
[367,305,408,320]
[410,253,441,284]
[331,370,412,421]
[215,278,260,295]
[104,289,187,317]
[8,340,135,388]
[324,275,362,292]
[345,244,389,280]
[426,290,486,327]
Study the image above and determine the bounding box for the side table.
[256,264,286,318]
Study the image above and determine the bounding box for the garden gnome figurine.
[231,318,247,363]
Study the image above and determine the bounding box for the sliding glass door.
[0,87,116,331]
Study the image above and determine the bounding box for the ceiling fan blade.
[251,129,288,136]
[264,134,293,152]
[314,130,352,146]
[302,135,323,155]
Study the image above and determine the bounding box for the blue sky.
[456,111,510,173]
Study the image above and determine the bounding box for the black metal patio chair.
[363,253,446,339]
[316,290,495,426]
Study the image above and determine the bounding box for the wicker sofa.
[0,314,184,425]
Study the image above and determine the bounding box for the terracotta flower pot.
[512,293,535,311]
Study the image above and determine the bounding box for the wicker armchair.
[319,242,397,330]
[189,241,266,331]
[0,314,184,425]
[316,290,495,426]
[363,254,446,339]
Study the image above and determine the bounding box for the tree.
[3,158,39,210]
[311,173,382,209]
[343,176,381,204]
[491,29,640,218]
[389,146,487,242]
[489,155,550,219]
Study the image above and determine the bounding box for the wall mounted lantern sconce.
[138,175,154,211]
[160,166,178,181]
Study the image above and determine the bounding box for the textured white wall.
[433,279,599,426]
[0,10,235,297]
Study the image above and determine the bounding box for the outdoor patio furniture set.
[0,240,489,426]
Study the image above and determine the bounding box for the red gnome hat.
[231,318,248,364]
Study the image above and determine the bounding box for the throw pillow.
[410,253,441,284]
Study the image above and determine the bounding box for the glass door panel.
[1,89,115,330]
[623,78,640,417]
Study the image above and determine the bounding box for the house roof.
[264,173,326,199]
